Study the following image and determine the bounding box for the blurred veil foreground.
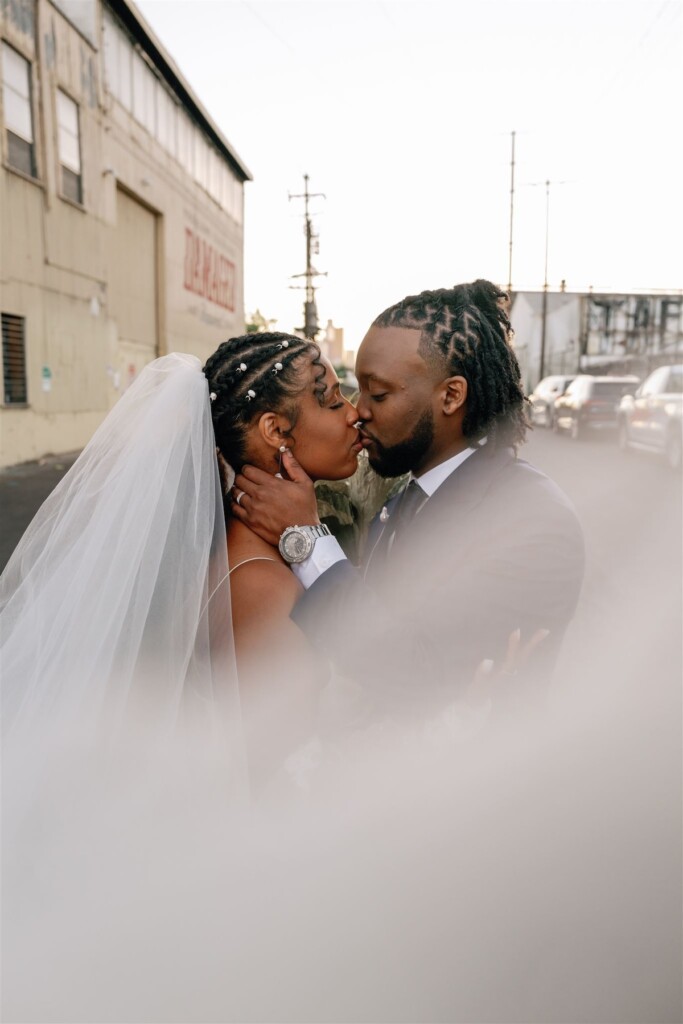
[1,361,681,1023]
[2,642,680,1024]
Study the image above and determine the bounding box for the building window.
[2,314,28,405]
[57,90,82,203]
[2,43,36,178]
[132,50,155,135]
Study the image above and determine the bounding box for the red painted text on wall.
[184,228,235,311]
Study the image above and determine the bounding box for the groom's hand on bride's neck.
[231,451,320,547]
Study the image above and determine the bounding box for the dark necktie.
[390,479,427,546]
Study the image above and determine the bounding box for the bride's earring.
[277,444,288,477]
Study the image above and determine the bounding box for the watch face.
[282,529,312,563]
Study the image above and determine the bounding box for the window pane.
[7,131,34,176]
[167,101,177,159]
[176,111,188,170]
[58,125,80,172]
[57,90,78,135]
[57,90,81,173]
[118,31,131,109]
[209,149,221,202]
[103,10,118,94]
[132,51,146,123]
[2,44,30,99]
[61,165,82,203]
[593,381,634,397]
[3,85,32,140]
[144,70,155,134]
[194,131,207,189]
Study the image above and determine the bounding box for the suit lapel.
[417,446,514,526]
[362,447,515,575]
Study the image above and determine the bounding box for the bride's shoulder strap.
[203,557,282,617]
[228,556,281,577]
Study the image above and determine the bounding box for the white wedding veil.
[0,353,242,761]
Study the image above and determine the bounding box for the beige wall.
[1,0,247,468]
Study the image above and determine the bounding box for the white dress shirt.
[292,445,479,590]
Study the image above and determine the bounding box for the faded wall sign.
[183,227,235,311]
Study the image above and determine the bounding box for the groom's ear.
[257,412,293,449]
[441,375,467,417]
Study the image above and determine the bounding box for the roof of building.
[108,0,253,182]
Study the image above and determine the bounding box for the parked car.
[528,375,576,427]
[617,364,683,469]
[553,375,641,440]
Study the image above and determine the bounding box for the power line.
[240,1,298,56]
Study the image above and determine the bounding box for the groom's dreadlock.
[202,332,326,470]
[373,280,529,452]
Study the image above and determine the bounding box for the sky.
[136,0,683,353]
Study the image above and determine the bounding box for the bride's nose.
[344,399,360,425]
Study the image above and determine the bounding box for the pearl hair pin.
[245,389,256,401]
[209,392,217,402]
[272,362,283,374]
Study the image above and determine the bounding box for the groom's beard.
[366,408,435,478]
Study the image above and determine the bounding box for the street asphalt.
[1,451,80,572]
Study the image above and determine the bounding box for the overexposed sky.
[137,0,682,352]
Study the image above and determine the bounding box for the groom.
[232,280,584,708]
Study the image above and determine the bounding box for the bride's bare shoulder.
[227,521,302,618]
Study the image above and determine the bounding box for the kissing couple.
[1,278,584,785]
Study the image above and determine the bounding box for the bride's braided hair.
[373,279,528,452]
[202,332,325,468]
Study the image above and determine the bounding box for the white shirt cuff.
[291,535,347,589]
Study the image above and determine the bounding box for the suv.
[528,375,576,427]
[553,375,640,440]
[617,364,683,470]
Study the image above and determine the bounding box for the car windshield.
[592,381,635,397]
[668,368,683,393]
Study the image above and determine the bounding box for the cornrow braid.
[202,332,325,471]
[373,279,528,452]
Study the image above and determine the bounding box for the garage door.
[108,188,158,382]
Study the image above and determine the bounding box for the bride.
[0,332,361,785]
[204,331,362,779]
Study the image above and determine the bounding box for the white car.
[617,365,683,470]
[528,375,576,427]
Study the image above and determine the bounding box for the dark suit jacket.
[293,446,585,710]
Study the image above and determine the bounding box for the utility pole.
[524,177,571,382]
[289,174,327,340]
[539,179,550,381]
[507,130,515,295]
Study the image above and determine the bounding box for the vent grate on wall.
[2,313,28,405]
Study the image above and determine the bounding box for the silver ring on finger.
[235,490,246,506]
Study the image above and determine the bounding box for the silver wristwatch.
[278,524,331,564]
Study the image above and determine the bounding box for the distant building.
[1,0,251,467]
[512,290,683,392]
[322,319,345,365]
